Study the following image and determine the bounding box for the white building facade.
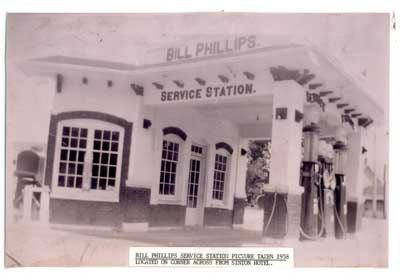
[20,34,383,236]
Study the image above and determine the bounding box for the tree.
[245,140,271,204]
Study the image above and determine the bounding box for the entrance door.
[185,144,206,226]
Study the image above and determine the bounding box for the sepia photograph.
[4,12,390,268]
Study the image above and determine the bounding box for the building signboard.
[165,35,257,62]
[160,83,255,102]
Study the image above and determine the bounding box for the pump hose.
[332,191,347,238]
[298,180,326,240]
[262,191,291,237]
[263,174,328,240]
[263,187,325,240]
[262,192,278,235]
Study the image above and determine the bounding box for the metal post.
[39,186,50,224]
[22,185,33,223]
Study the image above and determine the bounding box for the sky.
[6,13,390,176]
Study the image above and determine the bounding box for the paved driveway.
[6,217,387,267]
[65,227,263,247]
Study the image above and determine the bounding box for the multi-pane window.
[159,140,179,195]
[212,154,228,200]
[91,129,120,190]
[187,158,201,208]
[58,126,87,188]
[55,121,123,197]
[191,145,203,155]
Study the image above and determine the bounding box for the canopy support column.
[262,80,304,240]
[232,138,250,228]
[346,127,368,233]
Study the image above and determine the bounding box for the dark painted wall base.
[263,192,288,239]
[49,198,122,227]
[49,190,242,229]
[286,193,302,238]
[347,200,363,233]
[233,197,247,225]
[49,187,151,227]
[263,192,302,239]
[120,188,150,223]
[148,204,186,227]
[204,207,233,227]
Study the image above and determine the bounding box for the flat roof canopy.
[21,35,384,128]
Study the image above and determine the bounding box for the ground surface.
[5,213,387,267]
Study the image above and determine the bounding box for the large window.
[212,153,228,200]
[159,139,179,195]
[91,129,120,190]
[52,119,124,201]
[58,126,87,189]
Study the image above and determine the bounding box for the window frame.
[51,119,124,202]
[211,148,231,205]
[157,133,184,201]
[186,144,207,208]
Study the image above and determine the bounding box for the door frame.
[184,143,207,226]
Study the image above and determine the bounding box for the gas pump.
[299,122,321,240]
[333,140,348,239]
[317,141,336,238]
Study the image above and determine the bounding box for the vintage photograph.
[5,13,389,267]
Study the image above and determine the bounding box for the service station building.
[20,34,383,239]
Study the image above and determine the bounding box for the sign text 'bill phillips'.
[166,35,257,62]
